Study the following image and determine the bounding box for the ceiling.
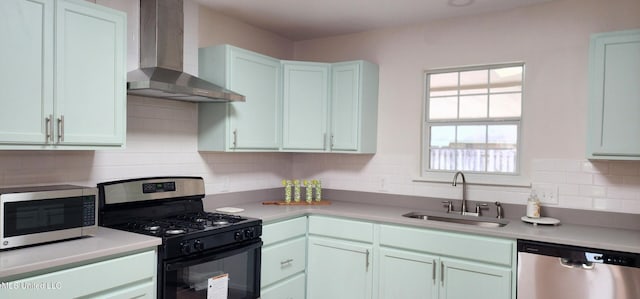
[195,0,553,41]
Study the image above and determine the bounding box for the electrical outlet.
[532,183,558,205]
[379,177,389,192]
[220,176,230,192]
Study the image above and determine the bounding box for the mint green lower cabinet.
[261,272,306,299]
[378,224,515,299]
[379,248,438,299]
[306,236,373,299]
[261,217,308,297]
[440,258,511,299]
[1,250,157,299]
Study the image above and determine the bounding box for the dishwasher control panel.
[518,239,639,268]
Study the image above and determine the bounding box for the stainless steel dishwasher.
[518,240,640,299]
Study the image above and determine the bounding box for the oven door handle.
[165,239,262,271]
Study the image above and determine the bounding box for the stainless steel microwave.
[0,185,97,250]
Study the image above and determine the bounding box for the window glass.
[424,63,523,175]
[459,95,488,118]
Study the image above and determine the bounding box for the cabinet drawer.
[261,237,307,287]
[380,225,514,266]
[263,217,307,246]
[308,216,373,243]
[261,272,306,299]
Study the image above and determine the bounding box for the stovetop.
[98,177,263,259]
[113,212,250,238]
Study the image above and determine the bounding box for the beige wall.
[198,6,294,59]
[291,0,640,213]
[4,0,640,214]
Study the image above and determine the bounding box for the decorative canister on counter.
[282,180,293,203]
[313,179,322,201]
[526,190,541,218]
[304,180,313,203]
[293,180,301,202]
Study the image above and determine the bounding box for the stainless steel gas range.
[98,177,262,299]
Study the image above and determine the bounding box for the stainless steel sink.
[403,211,509,228]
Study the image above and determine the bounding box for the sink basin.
[403,211,509,228]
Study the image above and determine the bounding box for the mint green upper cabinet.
[587,29,640,159]
[330,61,379,153]
[282,61,330,151]
[0,0,126,149]
[55,0,126,146]
[199,45,282,151]
[0,0,53,144]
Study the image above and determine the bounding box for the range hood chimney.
[127,0,245,102]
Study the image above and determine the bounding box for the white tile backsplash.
[0,96,291,193]
[0,96,638,214]
[532,159,640,213]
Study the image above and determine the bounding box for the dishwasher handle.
[559,258,595,270]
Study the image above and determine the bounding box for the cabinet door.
[378,248,439,299]
[282,61,330,150]
[55,0,126,146]
[307,237,373,299]
[330,62,361,151]
[587,30,640,158]
[439,258,511,299]
[228,48,281,150]
[0,0,54,145]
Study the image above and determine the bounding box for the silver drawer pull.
[280,259,293,266]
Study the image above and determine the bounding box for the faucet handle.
[475,203,489,216]
[442,201,454,213]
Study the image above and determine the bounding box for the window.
[423,63,524,176]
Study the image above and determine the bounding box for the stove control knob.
[244,229,254,238]
[180,242,191,254]
[234,231,243,241]
[193,240,205,251]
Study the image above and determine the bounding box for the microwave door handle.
[165,240,262,271]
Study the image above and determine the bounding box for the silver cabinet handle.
[232,129,237,148]
[440,261,444,285]
[432,259,436,284]
[45,115,53,143]
[57,115,64,142]
[330,134,335,149]
[280,259,293,267]
[365,249,370,272]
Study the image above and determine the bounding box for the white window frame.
[418,62,530,187]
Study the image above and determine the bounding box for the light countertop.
[211,200,640,254]
[0,227,161,280]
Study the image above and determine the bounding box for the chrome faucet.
[452,171,467,214]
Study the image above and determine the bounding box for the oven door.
[162,239,262,299]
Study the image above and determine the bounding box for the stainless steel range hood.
[127,0,245,102]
